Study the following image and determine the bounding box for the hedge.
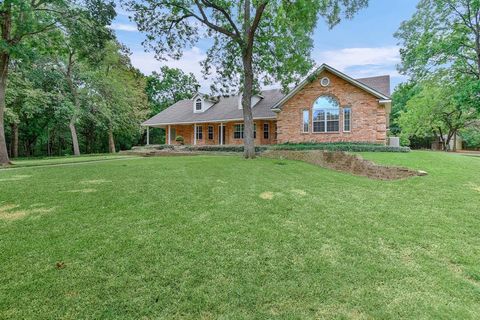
[185,143,410,153]
[270,142,410,152]
[185,145,268,152]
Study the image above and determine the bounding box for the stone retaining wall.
[263,150,425,180]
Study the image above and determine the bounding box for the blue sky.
[111,0,419,91]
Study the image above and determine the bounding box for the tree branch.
[200,0,241,39]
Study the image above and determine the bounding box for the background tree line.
[391,0,480,151]
[0,0,199,161]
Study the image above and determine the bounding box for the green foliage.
[185,145,268,152]
[185,143,410,153]
[175,135,185,144]
[390,81,420,135]
[395,0,480,79]
[126,0,368,94]
[398,75,479,150]
[271,142,410,152]
[460,125,480,149]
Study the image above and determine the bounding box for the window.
[312,96,339,133]
[343,107,351,132]
[263,123,269,139]
[302,110,309,133]
[195,99,202,111]
[208,126,214,140]
[195,125,203,140]
[234,124,244,139]
[254,123,257,139]
[274,123,277,140]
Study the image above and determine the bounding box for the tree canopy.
[126,0,368,157]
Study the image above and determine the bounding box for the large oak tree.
[126,0,368,158]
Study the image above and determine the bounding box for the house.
[142,64,392,145]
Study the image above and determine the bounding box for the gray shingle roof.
[356,75,390,97]
[143,71,390,126]
[143,89,284,126]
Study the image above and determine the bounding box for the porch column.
[146,126,150,145]
[220,123,224,145]
[194,124,197,145]
[167,125,171,145]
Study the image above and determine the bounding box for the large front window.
[312,96,340,133]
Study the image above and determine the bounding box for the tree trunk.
[242,56,256,159]
[69,118,80,156]
[0,52,11,165]
[108,127,116,153]
[241,0,255,159]
[65,54,81,156]
[11,122,18,158]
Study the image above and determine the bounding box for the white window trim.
[233,123,244,139]
[207,125,214,140]
[195,125,203,140]
[194,98,203,113]
[302,109,309,133]
[343,107,351,133]
[263,123,269,139]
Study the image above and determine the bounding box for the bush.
[185,145,268,152]
[175,135,184,145]
[270,142,410,153]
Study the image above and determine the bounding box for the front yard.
[1,152,479,319]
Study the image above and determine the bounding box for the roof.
[143,89,284,126]
[271,64,391,110]
[143,64,391,126]
[356,75,390,97]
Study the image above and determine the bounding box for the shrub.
[175,135,184,145]
[270,142,410,153]
[185,145,268,152]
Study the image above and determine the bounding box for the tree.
[126,0,368,158]
[82,41,148,153]
[0,0,115,165]
[398,76,479,151]
[395,0,480,80]
[390,81,420,136]
[145,66,199,144]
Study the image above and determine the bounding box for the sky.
[111,0,419,92]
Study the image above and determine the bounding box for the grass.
[8,154,138,168]
[0,151,479,319]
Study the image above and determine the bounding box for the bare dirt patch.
[0,204,54,221]
[291,189,307,196]
[80,179,111,185]
[66,189,97,193]
[0,175,31,182]
[259,191,275,200]
[264,150,426,180]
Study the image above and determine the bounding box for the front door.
[218,125,226,145]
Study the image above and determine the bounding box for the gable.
[271,64,390,110]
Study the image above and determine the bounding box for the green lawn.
[1,151,479,319]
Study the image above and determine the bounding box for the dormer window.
[195,99,202,111]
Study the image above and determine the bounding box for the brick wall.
[276,70,388,144]
[166,120,277,145]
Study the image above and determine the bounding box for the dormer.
[192,93,216,113]
[238,93,263,109]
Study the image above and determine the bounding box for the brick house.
[142,64,392,145]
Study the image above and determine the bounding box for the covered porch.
[145,120,277,146]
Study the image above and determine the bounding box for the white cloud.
[110,23,138,32]
[315,46,401,78]
[130,47,215,91]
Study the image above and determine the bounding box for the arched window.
[195,98,202,111]
[312,96,340,132]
